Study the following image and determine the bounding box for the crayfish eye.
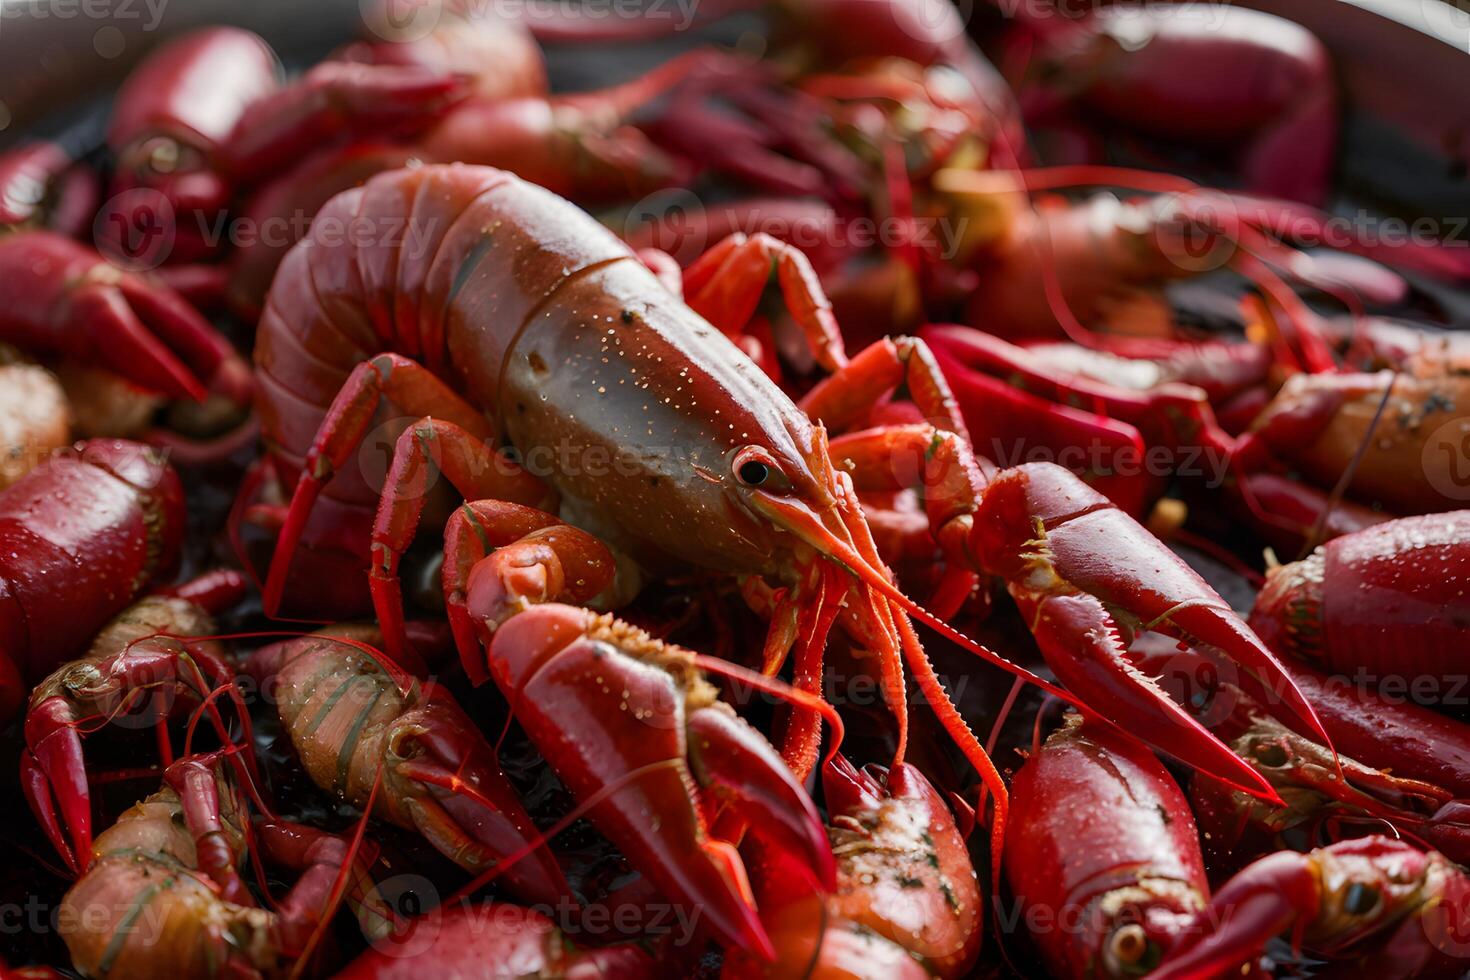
[732,448,791,492]
[738,460,770,486]
[1251,742,1289,768]
[1343,881,1380,916]
[1105,922,1162,975]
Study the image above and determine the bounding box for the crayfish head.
[1092,883,1204,979]
[724,423,869,580]
[1307,837,1449,951]
[735,425,866,559]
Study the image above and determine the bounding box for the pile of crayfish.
[2,0,1470,976]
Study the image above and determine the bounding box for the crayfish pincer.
[484,601,836,959]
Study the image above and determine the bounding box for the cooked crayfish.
[100,22,477,265]
[726,755,981,978]
[997,3,1337,204]
[0,440,186,726]
[1189,710,1470,871]
[1154,835,1470,978]
[1250,512,1470,689]
[1010,705,1470,979]
[22,574,251,876]
[246,626,572,907]
[1006,714,1208,978]
[1239,371,1470,523]
[1136,637,1470,874]
[246,166,1338,897]
[59,751,386,979]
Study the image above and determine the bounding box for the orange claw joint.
[681,231,849,375]
[0,232,251,404]
[484,603,833,959]
[962,461,1331,800]
[447,500,615,684]
[1153,836,1470,979]
[820,756,982,978]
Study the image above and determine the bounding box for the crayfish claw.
[701,838,778,962]
[20,697,91,875]
[389,689,575,908]
[483,603,816,959]
[0,232,245,405]
[1162,600,1335,758]
[1030,592,1280,803]
[688,706,836,892]
[1151,849,1315,980]
[113,273,253,404]
[971,462,1330,793]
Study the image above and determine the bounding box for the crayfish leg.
[683,232,848,374]
[446,501,615,683]
[799,335,967,440]
[265,353,548,625]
